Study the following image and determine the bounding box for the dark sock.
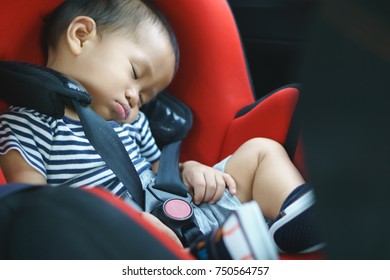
[270,183,323,253]
[280,183,312,212]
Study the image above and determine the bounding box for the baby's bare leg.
[224,138,305,220]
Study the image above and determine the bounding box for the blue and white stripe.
[0,107,160,197]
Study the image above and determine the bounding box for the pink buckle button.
[163,198,193,221]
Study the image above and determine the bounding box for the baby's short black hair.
[42,0,179,70]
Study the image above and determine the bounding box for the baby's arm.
[180,160,237,205]
[152,160,159,173]
[0,150,46,184]
[0,151,184,249]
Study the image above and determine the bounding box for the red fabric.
[0,0,62,65]
[0,101,8,112]
[221,87,299,159]
[154,0,254,165]
[0,169,6,185]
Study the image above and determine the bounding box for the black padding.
[0,60,92,118]
[141,92,193,148]
[0,185,182,259]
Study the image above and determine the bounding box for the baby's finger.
[202,172,217,203]
[188,173,207,204]
[209,174,226,204]
[223,173,237,195]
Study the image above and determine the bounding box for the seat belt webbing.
[72,100,145,208]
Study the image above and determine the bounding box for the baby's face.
[67,23,176,124]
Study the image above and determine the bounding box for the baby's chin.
[115,114,138,124]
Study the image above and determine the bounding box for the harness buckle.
[145,183,203,246]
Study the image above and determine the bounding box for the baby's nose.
[126,90,139,108]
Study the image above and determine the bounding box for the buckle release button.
[163,198,193,221]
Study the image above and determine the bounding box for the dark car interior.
[230,0,390,260]
[227,0,318,99]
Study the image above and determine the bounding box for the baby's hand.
[180,160,237,205]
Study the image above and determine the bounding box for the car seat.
[0,0,320,259]
[154,0,305,171]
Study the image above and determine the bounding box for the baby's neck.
[64,106,80,120]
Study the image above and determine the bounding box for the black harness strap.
[0,61,91,118]
[74,100,203,245]
[71,100,145,208]
[155,141,188,197]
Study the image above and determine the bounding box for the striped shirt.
[0,107,161,197]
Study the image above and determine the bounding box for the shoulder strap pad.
[0,60,92,118]
[141,92,193,148]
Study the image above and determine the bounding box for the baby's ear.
[66,16,97,55]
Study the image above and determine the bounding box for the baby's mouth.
[115,101,131,121]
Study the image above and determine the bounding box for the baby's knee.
[243,137,285,157]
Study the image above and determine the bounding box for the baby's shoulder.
[1,106,62,131]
